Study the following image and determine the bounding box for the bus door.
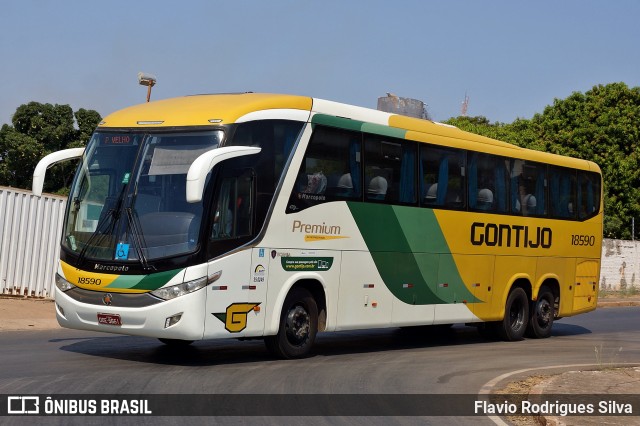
[204,167,265,338]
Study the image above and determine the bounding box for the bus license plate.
[97,313,122,326]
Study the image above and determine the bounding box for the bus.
[32,93,602,358]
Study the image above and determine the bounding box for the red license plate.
[97,313,122,326]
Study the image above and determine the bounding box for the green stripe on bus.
[132,268,183,290]
[311,114,364,131]
[347,202,479,305]
[311,114,408,140]
[361,122,406,139]
[106,268,183,291]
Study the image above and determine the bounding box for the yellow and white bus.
[33,93,602,358]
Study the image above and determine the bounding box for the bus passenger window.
[363,136,416,205]
[549,166,576,219]
[420,145,465,209]
[468,152,507,213]
[287,126,362,213]
[577,171,601,219]
[511,160,546,216]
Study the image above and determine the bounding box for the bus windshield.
[63,130,224,263]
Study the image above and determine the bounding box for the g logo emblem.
[213,303,260,332]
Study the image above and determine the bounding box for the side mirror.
[186,146,261,203]
[32,148,85,196]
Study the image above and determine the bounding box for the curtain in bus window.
[560,174,571,218]
[578,172,596,219]
[437,157,448,205]
[468,153,478,209]
[399,145,416,203]
[550,170,560,217]
[284,129,296,158]
[577,176,584,219]
[587,179,600,215]
[535,167,545,215]
[495,160,507,212]
[349,137,362,198]
[419,155,425,200]
[510,160,521,213]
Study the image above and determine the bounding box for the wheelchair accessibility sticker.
[115,243,130,260]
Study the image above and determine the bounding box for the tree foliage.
[445,82,640,239]
[0,102,101,194]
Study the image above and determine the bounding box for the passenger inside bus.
[367,176,388,200]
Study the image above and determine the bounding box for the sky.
[1,0,639,127]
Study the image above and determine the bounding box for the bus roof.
[98,93,600,174]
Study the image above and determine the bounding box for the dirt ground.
[0,297,59,331]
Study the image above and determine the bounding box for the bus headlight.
[150,276,208,301]
[55,274,76,292]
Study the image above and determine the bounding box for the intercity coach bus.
[33,93,602,358]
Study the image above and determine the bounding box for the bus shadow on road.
[54,322,592,366]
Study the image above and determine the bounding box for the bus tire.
[526,286,555,338]
[498,287,529,341]
[265,288,318,359]
[158,338,194,346]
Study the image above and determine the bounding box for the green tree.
[0,102,101,194]
[445,83,640,239]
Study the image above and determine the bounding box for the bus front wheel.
[498,287,529,341]
[526,286,555,338]
[265,288,318,359]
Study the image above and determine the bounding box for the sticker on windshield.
[122,172,130,184]
[115,243,130,260]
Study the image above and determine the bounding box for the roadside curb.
[597,300,640,308]
[528,366,640,426]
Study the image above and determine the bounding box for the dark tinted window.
[364,135,417,204]
[420,145,465,209]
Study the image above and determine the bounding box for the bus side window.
[363,135,417,205]
[510,159,546,216]
[578,171,601,219]
[549,166,577,219]
[420,145,465,209]
[468,152,508,213]
[287,126,362,213]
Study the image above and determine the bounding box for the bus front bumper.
[54,287,206,341]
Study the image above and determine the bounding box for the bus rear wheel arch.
[265,287,319,359]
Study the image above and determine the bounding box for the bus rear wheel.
[498,287,529,341]
[265,288,318,359]
[526,286,555,338]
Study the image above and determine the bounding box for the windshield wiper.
[75,185,127,267]
[125,207,155,272]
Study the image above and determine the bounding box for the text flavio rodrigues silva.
[475,399,633,416]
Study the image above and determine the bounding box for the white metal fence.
[0,186,66,298]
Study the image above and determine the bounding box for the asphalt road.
[0,307,639,425]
